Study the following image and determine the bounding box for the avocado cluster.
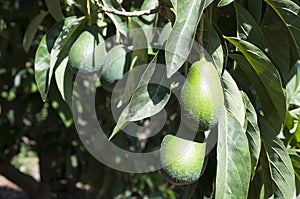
[159,60,223,185]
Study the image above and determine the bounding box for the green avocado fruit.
[180,60,224,132]
[160,135,206,185]
[68,26,106,74]
[101,44,130,86]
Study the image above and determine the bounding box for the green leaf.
[234,2,265,49]
[23,10,48,52]
[165,0,205,78]
[216,110,251,199]
[218,0,233,7]
[34,17,73,101]
[128,20,148,67]
[242,92,261,178]
[45,0,65,22]
[248,0,262,23]
[203,21,224,75]
[34,16,84,101]
[133,0,158,47]
[54,57,73,105]
[49,17,85,95]
[265,0,300,57]
[293,115,300,143]
[110,52,173,139]
[109,105,129,140]
[260,119,296,199]
[102,0,128,36]
[286,62,300,106]
[157,22,172,46]
[222,70,245,127]
[261,6,293,85]
[226,38,286,132]
[127,71,171,121]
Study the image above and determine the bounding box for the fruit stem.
[198,15,205,61]
[86,0,92,26]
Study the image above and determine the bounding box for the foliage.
[1,0,300,198]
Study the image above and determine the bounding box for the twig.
[94,0,158,17]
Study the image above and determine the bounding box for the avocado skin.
[180,60,224,132]
[159,135,206,185]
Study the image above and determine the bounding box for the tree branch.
[0,160,51,199]
[94,0,159,17]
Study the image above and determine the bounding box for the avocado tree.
[1,0,300,198]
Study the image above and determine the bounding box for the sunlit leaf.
[216,110,251,199]
[218,0,233,7]
[222,70,245,127]
[265,0,300,57]
[165,0,205,78]
[242,92,261,178]
[260,119,296,199]
[226,38,286,132]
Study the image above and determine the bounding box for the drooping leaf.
[102,0,128,36]
[216,110,251,199]
[49,17,85,96]
[23,10,48,52]
[34,17,77,101]
[218,0,233,7]
[226,38,286,132]
[126,68,171,121]
[242,92,261,178]
[45,0,65,22]
[128,20,148,67]
[248,0,262,23]
[234,2,265,49]
[222,70,245,127]
[265,0,300,58]
[286,61,300,106]
[203,20,224,75]
[109,54,159,139]
[165,0,205,78]
[131,0,158,53]
[55,57,73,105]
[261,6,293,85]
[260,119,296,199]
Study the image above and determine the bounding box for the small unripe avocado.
[68,26,106,74]
[101,45,130,85]
[159,135,206,185]
[180,60,224,132]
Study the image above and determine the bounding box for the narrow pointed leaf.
[165,0,205,78]
[218,0,233,7]
[23,10,48,52]
[242,92,261,178]
[226,38,286,132]
[235,2,265,49]
[222,70,245,127]
[216,110,251,199]
[261,6,293,85]
[203,21,224,74]
[49,17,85,94]
[265,0,300,56]
[260,119,296,199]
[34,17,77,101]
[45,0,65,22]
